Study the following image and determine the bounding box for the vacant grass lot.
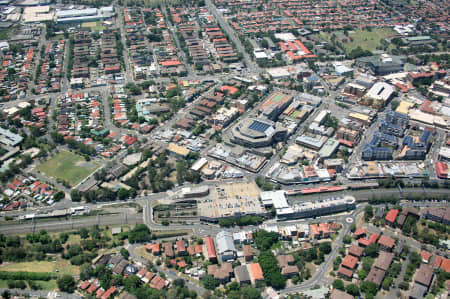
[0,260,79,276]
[343,28,395,52]
[82,21,105,32]
[318,28,395,53]
[36,150,102,186]
[0,279,58,291]
[36,279,58,290]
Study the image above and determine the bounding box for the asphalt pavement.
[0,289,79,299]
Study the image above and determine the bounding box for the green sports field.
[318,27,396,53]
[36,150,102,186]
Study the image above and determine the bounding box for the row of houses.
[218,0,405,33]
[385,206,450,227]
[69,26,123,88]
[124,7,155,80]
[79,253,169,298]
[1,173,60,210]
[34,39,64,94]
[144,231,305,287]
[0,44,35,100]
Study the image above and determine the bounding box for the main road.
[204,0,260,74]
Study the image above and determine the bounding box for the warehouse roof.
[216,231,236,254]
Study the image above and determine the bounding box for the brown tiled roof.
[281,265,299,275]
[348,245,363,257]
[374,251,394,271]
[215,267,231,280]
[330,289,354,299]
[221,262,233,274]
[378,235,395,249]
[366,267,386,287]
[337,265,353,278]
[415,264,434,287]
[277,255,295,268]
[243,245,252,257]
[162,242,174,257]
[207,265,218,276]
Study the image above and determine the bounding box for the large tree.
[124,275,141,291]
[333,279,345,291]
[201,274,219,290]
[346,284,360,296]
[57,275,76,293]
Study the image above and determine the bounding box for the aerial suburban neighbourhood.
[0,0,448,298]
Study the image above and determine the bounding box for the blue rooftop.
[249,120,271,133]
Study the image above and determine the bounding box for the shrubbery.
[0,271,56,281]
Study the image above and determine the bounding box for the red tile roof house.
[204,236,217,263]
[176,240,187,256]
[341,254,358,270]
[101,286,116,299]
[195,244,203,256]
[385,209,399,227]
[145,243,160,255]
[421,250,432,264]
[337,265,354,279]
[348,245,364,258]
[440,258,450,273]
[354,227,366,239]
[368,233,379,244]
[162,242,174,258]
[187,245,195,256]
[152,243,161,255]
[80,281,91,290]
[430,255,442,269]
[378,235,396,252]
[358,238,371,247]
[149,276,166,290]
[177,260,187,268]
[310,223,332,239]
[96,288,104,298]
[142,272,155,284]
[87,280,100,294]
[136,268,147,279]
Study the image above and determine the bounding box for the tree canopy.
[57,275,76,293]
